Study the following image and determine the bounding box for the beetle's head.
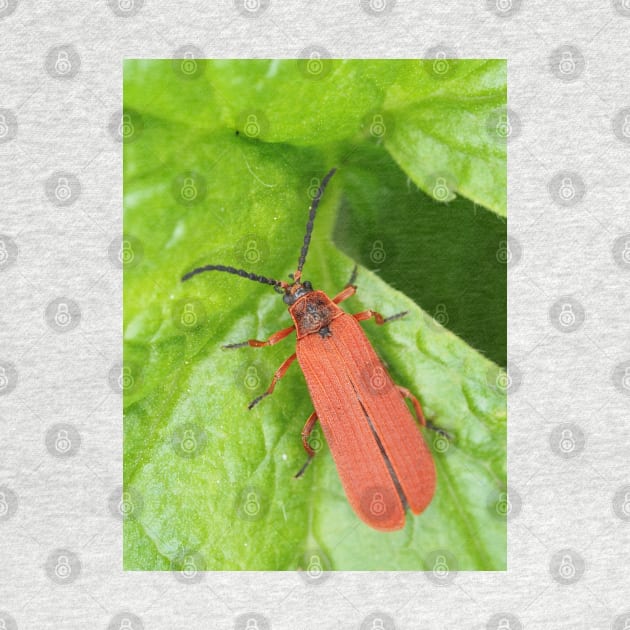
[277,270,313,305]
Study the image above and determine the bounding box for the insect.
[182,168,436,531]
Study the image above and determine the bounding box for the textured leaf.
[384,59,508,215]
[334,144,507,366]
[123,59,507,571]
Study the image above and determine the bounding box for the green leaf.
[123,59,507,571]
[124,58,507,214]
[384,59,508,215]
[334,143,507,367]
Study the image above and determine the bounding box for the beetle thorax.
[289,290,342,338]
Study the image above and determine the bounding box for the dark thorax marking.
[290,291,340,338]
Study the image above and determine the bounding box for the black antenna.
[181,264,283,288]
[296,167,337,276]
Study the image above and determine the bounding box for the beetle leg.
[300,411,319,457]
[396,385,426,426]
[397,385,451,439]
[224,324,295,349]
[346,264,358,287]
[294,411,318,478]
[332,285,357,304]
[332,265,358,304]
[248,352,297,409]
[353,309,408,325]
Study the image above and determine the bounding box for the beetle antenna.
[181,264,285,288]
[296,167,337,277]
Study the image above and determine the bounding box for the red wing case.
[296,313,436,530]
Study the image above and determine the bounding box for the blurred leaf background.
[123,58,507,571]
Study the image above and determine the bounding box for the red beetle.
[182,168,437,531]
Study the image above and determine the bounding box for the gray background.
[1,1,630,629]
